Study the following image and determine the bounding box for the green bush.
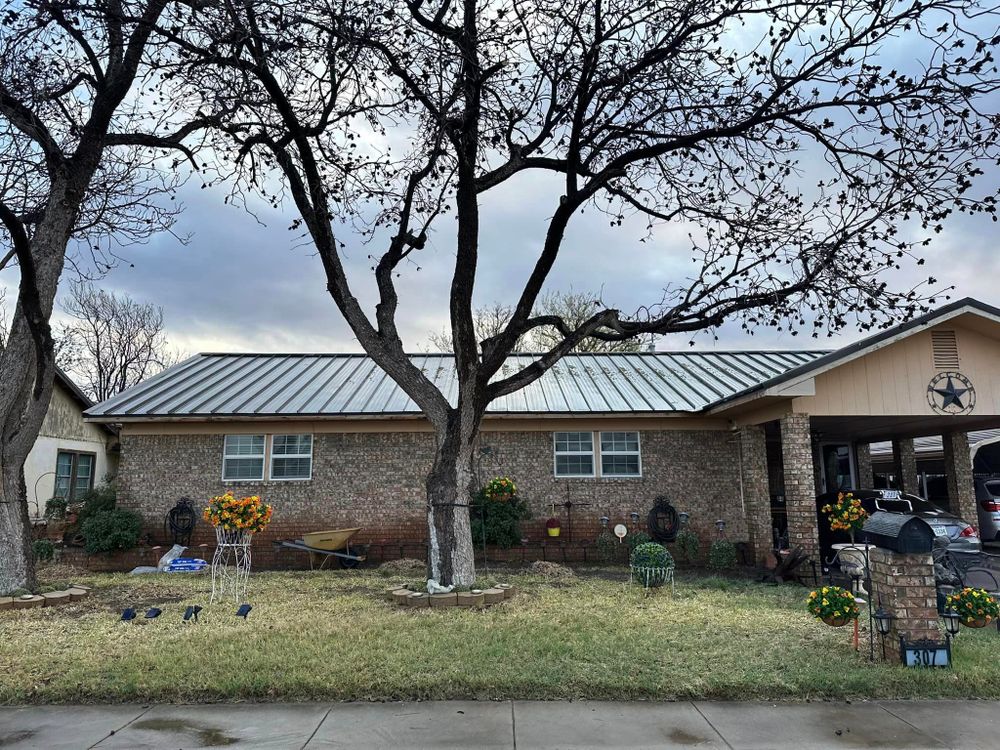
[78,484,117,523]
[630,541,674,569]
[675,528,700,564]
[32,539,55,562]
[708,539,738,571]
[81,508,143,554]
[596,529,616,562]
[627,530,652,550]
[44,497,68,519]
[470,488,531,548]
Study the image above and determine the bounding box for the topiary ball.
[630,541,674,569]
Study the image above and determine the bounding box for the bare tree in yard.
[186,0,1000,585]
[57,281,179,402]
[0,0,218,592]
[429,290,651,352]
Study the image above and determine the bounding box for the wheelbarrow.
[273,527,368,570]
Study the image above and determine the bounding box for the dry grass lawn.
[2,564,999,704]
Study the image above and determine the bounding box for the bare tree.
[0,0,218,592]
[429,291,650,352]
[183,0,1000,585]
[56,281,179,402]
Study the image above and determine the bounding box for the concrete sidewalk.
[1,700,997,749]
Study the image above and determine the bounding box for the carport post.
[943,431,977,524]
[780,413,820,562]
[854,442,874,489]
[892,438,920,494]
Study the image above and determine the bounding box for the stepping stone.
[67,588,89,601]
[42,591,71,606]
[406,592,430,608]
[0,596,12,611]
[483,588,506,605]
[430,592,457,608]
[12,595,44,609]
[456,591,485,608]
[391,589,411,605]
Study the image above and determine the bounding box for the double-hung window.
[553,432,595,477]
[270,434,313,480]
[600,431,641,477]
[54,451,95,500]
[222,435,265,481]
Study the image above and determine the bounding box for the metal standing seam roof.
[84,350,829,420]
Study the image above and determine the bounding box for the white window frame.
[269,434,314,481]
[222,434,266,482]
[553,431,596,478]
[599,431,642,478]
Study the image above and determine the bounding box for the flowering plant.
[945,587,1000,626]
[204,491,273,533]
[807,585,859,623]
[483,476,517,501]
[821,491,869,537]
[545,516,561,529]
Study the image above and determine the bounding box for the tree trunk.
[0,456,34,594]
[426,413,480,587]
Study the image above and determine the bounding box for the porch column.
[943,431,977,523]
[780,413,820,561]
[854,442,874,489]
[892,438,920,493]
[739,425,772,567]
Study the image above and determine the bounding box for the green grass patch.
[1,567,998,703]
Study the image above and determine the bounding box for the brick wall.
[116,426,744,568]
[780,413,820,561]
[869,547,939,662]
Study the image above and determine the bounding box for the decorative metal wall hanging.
[927,372,976,415]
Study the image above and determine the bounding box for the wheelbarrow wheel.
[339,545,362,569]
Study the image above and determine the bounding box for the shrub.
[627,530,652,550]
[470,486,530,548]
[708,539,738,571]
[630,542,674,569]
[596,529,616,562]
[675,528,700,564]
[78,484,117,523]
[32,539,55,563]
[81,509,143,554]
[44,497,68,519]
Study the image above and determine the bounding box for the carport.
[710,299,1000,566]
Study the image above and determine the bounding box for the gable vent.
[931,330,959,369]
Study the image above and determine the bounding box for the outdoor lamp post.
[942,609,962,638]
[874,607,895,661]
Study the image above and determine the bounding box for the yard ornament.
[426,578,455,594]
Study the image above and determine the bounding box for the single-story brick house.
[85,298,1000,568]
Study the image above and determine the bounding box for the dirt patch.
[377,559,426,575]
[527,561,575,578]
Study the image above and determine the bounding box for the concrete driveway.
[0,700,996,749]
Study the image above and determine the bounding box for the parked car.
[973,477,1000,542]
[816,488,981,563]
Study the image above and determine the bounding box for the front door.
[820,443,856,493]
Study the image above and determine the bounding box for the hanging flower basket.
[945,587,999,628]
[807,585,859,627]
[546,517,561,537]
[482,477,517,503]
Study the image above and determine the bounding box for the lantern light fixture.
[874,607,895,636]
[942,609,962,637]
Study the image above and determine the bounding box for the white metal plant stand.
[630,565,675,595]
[211,528,253,603]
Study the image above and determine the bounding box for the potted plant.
[545,516,561,537]
[482,476,516,502]
[43,497,68,542]
[945,587,1000,628]
[630,542,674,588]
[807,585,859,627]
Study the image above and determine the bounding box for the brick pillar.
[854,443,873,489]
[869,547,939,663]
[780,413,820,561]
[739,425,773,567]
[892,438,920,493]
[943,431,977,523]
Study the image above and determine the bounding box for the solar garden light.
[599,515,610,528]
[874,606,895,660]
[629,512,640,525]
[715,519,726,536]
[678,511,690,528]
[942,609,962,638]
[850,571,864,596]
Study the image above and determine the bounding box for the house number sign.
[900,638,951,668]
